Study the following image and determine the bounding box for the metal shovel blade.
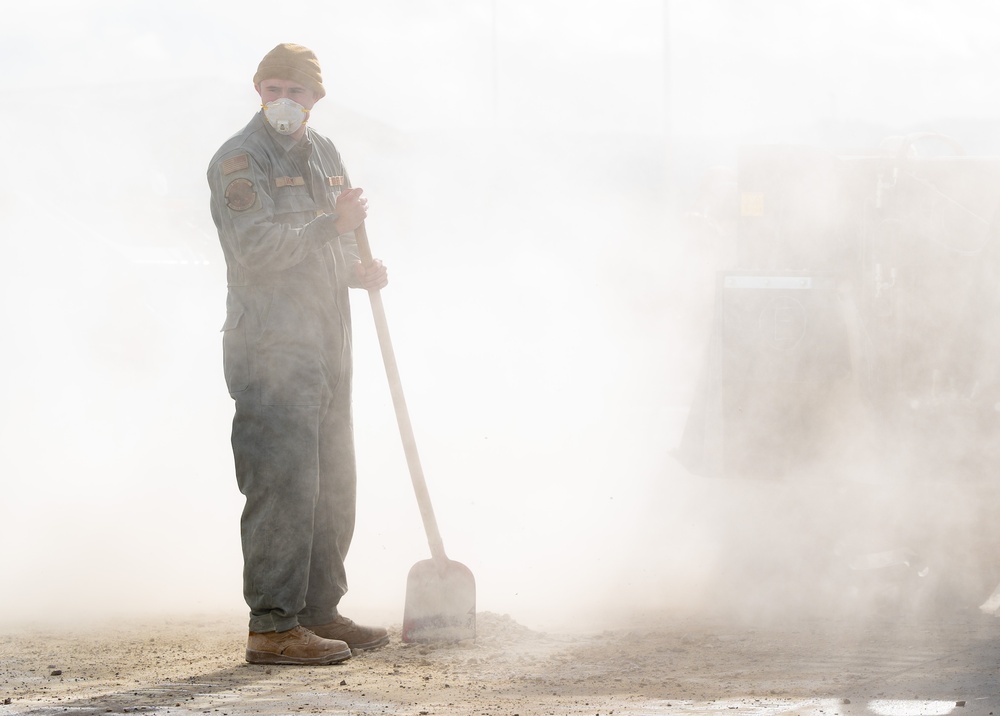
[401,557,476,643]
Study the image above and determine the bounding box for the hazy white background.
[2,0,999,631]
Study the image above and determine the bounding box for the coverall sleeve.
[334,170,365,288]
[208,149,340,274]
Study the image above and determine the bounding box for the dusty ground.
[2,608,999,716]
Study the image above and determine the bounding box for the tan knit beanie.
[253,43,326,99]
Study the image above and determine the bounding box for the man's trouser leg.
[300,377,357,626]
[233,385,322,634]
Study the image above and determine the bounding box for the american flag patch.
[326,176,345,186]
[222,154,250,175]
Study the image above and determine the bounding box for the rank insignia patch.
[225,178,257,212]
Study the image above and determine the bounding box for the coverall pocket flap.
[220,303,245,332]
[222,302,250,394]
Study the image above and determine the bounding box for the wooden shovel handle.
[354,222,448,562]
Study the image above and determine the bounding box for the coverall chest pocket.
[326,184,342,210]
[320,172,345,212]
[273,182,319,224]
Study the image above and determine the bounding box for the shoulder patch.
[326,176,345,187]
[225,178,257,212]
[222,154,250,175]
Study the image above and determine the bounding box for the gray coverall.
[207,112,361,633]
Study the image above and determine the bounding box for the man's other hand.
[353,259,388,291]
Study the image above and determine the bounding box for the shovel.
[354,222,477,643]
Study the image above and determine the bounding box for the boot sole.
[246,647,352,665]
[347,634,390,651]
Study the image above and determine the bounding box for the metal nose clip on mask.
[262,98,309,135]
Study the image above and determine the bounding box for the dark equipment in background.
[677,135,1000,482]
[674,135,1000,611]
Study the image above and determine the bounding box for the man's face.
[256,78,319,110]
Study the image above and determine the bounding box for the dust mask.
[262,98,309,135]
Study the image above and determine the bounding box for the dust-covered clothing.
[208,111,361,633]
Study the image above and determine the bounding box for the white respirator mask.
[262,98,309,135]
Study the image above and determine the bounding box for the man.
[207,43,389,665]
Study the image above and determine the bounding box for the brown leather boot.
[245,626,352,665]
[308,615,390,650]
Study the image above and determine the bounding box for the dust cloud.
[2,0,1000,636]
